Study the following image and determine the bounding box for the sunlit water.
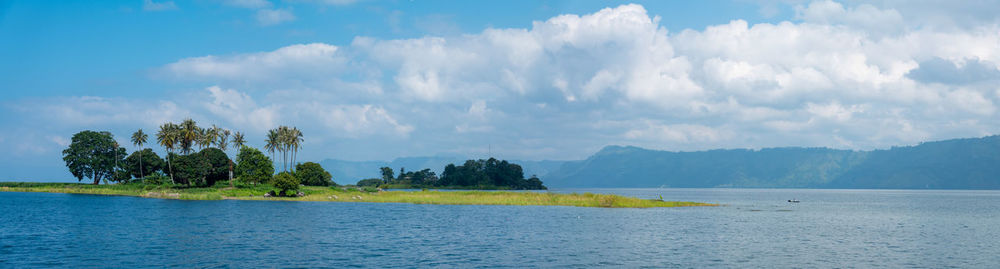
[2,188,999,268]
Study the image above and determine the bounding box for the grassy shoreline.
[0,182,715,208]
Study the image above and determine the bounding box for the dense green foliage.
[272,172,300,196]
[373,158,547,190]
[321,157,564,187]
[544,135,1000,189]
[380,167,394,184]
[62,130,127,184]
[63,120,316,190]
[295,162,335,186]
[172,153,211,186]
[124,149,165,179]
[390,168,438,186]
[235,146,274,185]
[438,158,546,190]
[356,178,382,187]
[198,148,232,186]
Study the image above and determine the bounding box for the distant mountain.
[319,157,565,185]
[543,135,1000,189]
[318,135,1000,189]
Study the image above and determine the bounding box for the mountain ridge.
[321,135,1000,189]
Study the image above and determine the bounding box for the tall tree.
[196,127,212,150]
[232,131,246,150]
[290,127,303,172]
[278,126,290,172]
[235,146,274,185]
[156,123,179,183]
[380,166,395,185]
[216,128,230,152]
[179,118,198,154]
[216,128,232,185]
[131,129,148,179]
[124,149,165,179]
[62,131,125,185]
[264,129,279,171]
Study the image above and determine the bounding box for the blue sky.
[2,0,1000,181]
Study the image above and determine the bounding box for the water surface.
[2,188,999,267]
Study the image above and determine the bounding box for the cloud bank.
[8,1,1000,164]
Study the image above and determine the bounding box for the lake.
[2,188,999,268]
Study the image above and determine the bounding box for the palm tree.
[290,127,303,172]
[232,131,245,150]
[131,129,148,179]
[278,126,290,172]
[264,126,304,173]
[179,118,198,154]
[196,127,213,150]
[216,128,230,152]
[215,128,232,185]
[156,123,178,183]
[265,129,279,170]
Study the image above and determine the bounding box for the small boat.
[787,199,800,203]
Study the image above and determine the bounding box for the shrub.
[295,162,335,186]
[235,146,274,185]
[112,168,132,183]
[273,172,300,196]
[356,178,381,187]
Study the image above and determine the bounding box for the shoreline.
[0,183,716,208]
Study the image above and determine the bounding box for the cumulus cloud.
[120,2,1000,158]
[203,86,280,132]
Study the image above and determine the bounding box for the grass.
[0,182,716,208]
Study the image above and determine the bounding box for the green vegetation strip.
[0,182,715,208]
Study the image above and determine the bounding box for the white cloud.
[143,0,177,11]
[138,1,1000,158]
[163,43,342,81]
[9,96,188,128]
[256,8,296,26]
[304,104,414,138]
[806,102,864,122]
[623,122,727,145]
[203,86,280,132]
[202,86,412,138]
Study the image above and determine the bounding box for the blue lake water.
[2,188,999,268]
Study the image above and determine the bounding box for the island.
[0,182,714,208]
[1,120,715,208]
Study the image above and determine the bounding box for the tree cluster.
[264,126,302,173]
[374,158,546,190]
[62,119,335,196]
[380,167,439,186]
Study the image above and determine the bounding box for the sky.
[2,0,1000,181]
